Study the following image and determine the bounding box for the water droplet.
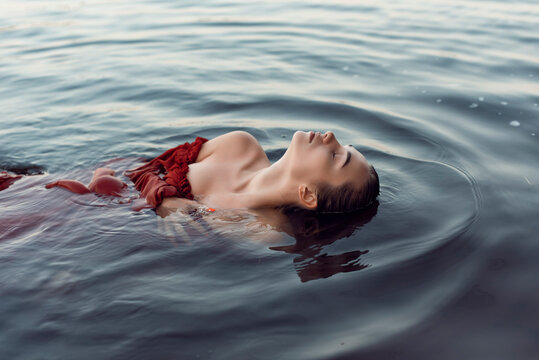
[532,133,536,136]
[501,101,508,106]
[509,120,520,127]
[436,98,442,103]
[498,112,502,115]
[478,97,484,102]
[353,74,358,78]
[342,66,349,71]
[529,74,534,78]
[469,103,478,108]
[421,89,427,94]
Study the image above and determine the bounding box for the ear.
[298,184,317,210]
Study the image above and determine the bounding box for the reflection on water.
[1,0,538,359]
[269,202,378,282]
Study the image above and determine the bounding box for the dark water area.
[1,1,538,359]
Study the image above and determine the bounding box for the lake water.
[1,1,538,359]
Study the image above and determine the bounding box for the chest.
[187,151,270,197]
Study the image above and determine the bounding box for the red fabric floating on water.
[125,137,208,208]
[0,171,22,191]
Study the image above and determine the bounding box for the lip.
[309,131,315,143]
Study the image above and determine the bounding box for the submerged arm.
[156,197,200,218]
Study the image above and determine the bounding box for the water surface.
[1,1,538,359]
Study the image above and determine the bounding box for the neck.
[240,156,299,209]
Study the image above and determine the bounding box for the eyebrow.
[342,150,351,168]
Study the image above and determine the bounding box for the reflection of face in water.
[269,202,379,282]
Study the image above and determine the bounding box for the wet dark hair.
[270,166,379,281]
[316,164,380,213]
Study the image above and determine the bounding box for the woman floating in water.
[44,131,380,215]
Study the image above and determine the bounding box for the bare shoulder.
[197,131,264,161]
[210,131,259,147]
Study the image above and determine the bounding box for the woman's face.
[287,131,371,189]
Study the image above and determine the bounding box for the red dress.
[125,137,208,208]
[0,172,22,191]
[33,137,208,209]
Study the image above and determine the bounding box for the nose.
[322,131,337,145]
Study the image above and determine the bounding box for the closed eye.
[341,149,351,168]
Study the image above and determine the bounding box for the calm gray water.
[1,1,538,359]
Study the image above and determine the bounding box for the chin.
[295,131,312,147]
[292,130,310,142]
[286,131,306,159]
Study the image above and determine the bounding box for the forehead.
[350,146,368,168]
[346,147,370,183]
